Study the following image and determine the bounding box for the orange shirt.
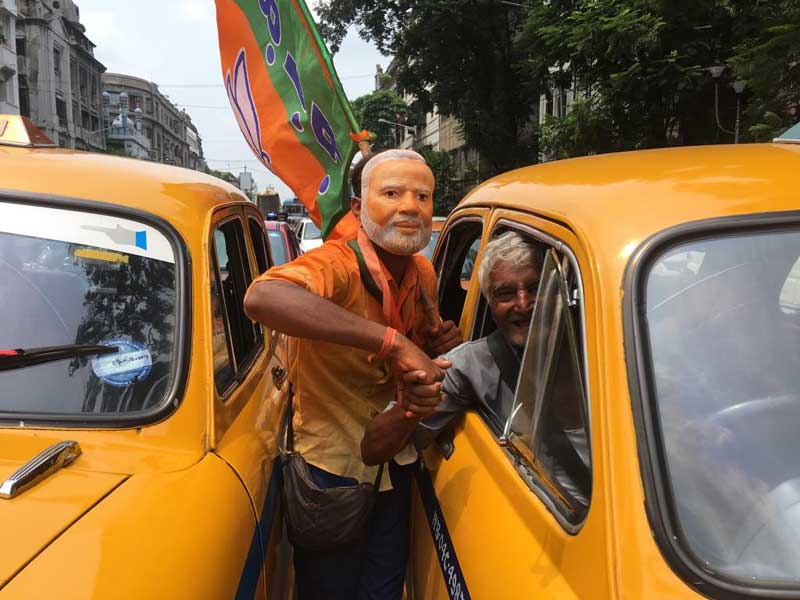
[246,238,438,489]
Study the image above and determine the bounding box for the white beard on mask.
[360,200,432,256]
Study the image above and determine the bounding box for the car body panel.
[411,143,800,599]
[0,454,260,599]
[0,456,126,588]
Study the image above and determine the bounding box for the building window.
[146,97,153,114]
[53,46,62,82]
[16,37,26,56]
[56,96,68,128]
[1,16,10,50]
[79,67,88,98]
[19,80,30,117]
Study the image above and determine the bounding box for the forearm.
[361,405,418,466]
[244,280,387,353]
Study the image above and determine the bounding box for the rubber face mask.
[360,159,434,256]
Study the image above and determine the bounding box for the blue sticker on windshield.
[91,338,152,387]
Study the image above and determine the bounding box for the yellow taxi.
[0,116,291,599]
[408,136,800,599]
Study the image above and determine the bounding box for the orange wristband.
[374,327,398,360]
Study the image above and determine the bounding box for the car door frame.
[207,203,291,599]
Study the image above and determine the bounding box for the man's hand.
[422,319,462,357]
[400,368,447,419]
[386,333,449,385]
[386,333,451,419]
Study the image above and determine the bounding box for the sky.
[77,0,389,200]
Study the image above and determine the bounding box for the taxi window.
[247,217,271,275]
[0,201,182,421]
[505,247,591,526]
[435,220,482,326]
[211,216,262,396]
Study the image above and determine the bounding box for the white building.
[103,72,200,168]
[15,0,106,150]
[0,0,19,115]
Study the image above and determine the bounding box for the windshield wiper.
[0,344,119,372]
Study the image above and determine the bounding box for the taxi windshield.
[0,202,180,420]
[643,229,800,585]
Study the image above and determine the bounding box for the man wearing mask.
[244,149,460,600]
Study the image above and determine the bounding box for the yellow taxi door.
[207,205,291,600]
[409,208,612,599]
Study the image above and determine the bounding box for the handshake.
[385,319,461,421]
[361,320,461,467]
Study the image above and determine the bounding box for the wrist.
[385,331,409,362]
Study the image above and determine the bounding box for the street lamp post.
[708,65,747,144]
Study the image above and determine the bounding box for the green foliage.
[350,90,411,150]
[320,0,800,168]
[539,99,615,160]
[417,145,458,215]
[317,0,542,174]
[731,0,800,140]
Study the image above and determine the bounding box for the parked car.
[265,219,303,266]
[408,140,800,599]
[419,216,446,260]
[0,116,291,599]
[295,217,323,253]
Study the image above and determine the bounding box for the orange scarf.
[357,228,420,336]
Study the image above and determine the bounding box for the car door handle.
[271,365,287,389]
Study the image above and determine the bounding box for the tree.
[350,89,411,150]
[731,0,800,140]
[317,0,543,175]
[520,0,798,154]
[417,145,458,215]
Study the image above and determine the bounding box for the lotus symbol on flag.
[225,49,272,170]
[216,0,373,240]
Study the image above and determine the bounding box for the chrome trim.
[0,440,82,499]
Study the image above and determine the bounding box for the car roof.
[1,147,249,228]
[459,143,800,254]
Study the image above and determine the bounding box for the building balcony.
[105,126,150,149]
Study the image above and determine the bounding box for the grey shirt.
[416,337,519,443]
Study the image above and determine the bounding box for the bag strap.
[486,329,521,393]
[348,239,384,305]
[373,462,385,489]
[284,384,295,453]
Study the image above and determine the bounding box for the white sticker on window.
[0,202,175,264]
[91,338,153,387]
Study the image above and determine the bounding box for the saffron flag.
[215,0,369,240]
